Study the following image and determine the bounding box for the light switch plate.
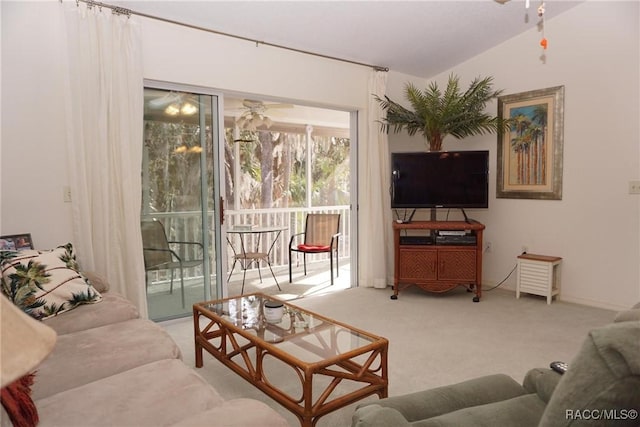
[63,186,72,203]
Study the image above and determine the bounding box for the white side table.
[516,254,562,304]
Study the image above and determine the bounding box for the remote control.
[550,361,568,374]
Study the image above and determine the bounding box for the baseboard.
[555,295,629,312]
[481,282,628,312]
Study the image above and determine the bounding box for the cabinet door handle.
[440,260,445,272]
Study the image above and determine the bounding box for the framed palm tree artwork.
[496,86,565,200]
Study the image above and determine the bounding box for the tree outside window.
[224,127,350,210]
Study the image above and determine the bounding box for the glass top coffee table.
[193,293,388,427]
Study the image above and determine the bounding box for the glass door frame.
[349,111,358,290]
[143,79,227,304]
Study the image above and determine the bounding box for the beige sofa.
[1,274,288,427]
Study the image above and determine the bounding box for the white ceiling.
[114,0,582,78]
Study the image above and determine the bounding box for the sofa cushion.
[1,244,101,320]
[172,398,290,427]
[31,318,181,400]
[35,359,223,427]
[353,393,546,427]
[355,373,529,423]
[539,321,640,427]
[414,393,546,427]
[43,292,138,335]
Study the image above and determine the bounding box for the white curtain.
[61,3,148,317]
[358,71,392,288]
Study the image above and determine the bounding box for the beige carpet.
[160,286,617,427]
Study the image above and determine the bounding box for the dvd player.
[435,235,477,245]
[438,230,468,236]
[399,236,434,245]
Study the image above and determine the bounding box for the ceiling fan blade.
[242,99,264,109]
[148,92,181,108]
[148,93,199,110]
[241,99,294,111]
[264,103,293,109]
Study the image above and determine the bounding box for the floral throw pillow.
[0,243,102,320]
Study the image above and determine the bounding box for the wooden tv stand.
[392,220,485,302]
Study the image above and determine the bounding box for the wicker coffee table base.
[194,300,388,427]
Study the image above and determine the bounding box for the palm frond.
[374,74,507,150]
[374,94,423,136]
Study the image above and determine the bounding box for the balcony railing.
[141,206,351,284]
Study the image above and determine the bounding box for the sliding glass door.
[221,97,354,295]
[141,83,222,321]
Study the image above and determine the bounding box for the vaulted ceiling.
[114,0,581,78]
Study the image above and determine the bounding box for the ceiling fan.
[233,99,293,130]
[148,92,198,116]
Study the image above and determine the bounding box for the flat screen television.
[391,150,489,209]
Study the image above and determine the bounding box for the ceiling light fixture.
[173,144,202,154]
[165,104,180,116]
[164,101,198,116]
[180,103,198,116]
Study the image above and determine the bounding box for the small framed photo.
[497,86,565,200]
[0,233,34,251]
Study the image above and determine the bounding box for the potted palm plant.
[376,74,507,151]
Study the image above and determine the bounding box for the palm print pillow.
[1,243,102,320]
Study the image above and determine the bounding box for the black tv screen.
[391,151,489,209]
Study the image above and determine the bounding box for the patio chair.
[289,213,341,286]
[141,219,204,307]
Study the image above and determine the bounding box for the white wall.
[1,1,73,247]
[1,1,371,248]
[384,2,640,310]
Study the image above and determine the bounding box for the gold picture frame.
[497,86,564,200]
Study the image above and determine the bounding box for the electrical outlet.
[485,241,492,253]
[63,186,72,203]
[521,245,528,254]
[629,180,640,194]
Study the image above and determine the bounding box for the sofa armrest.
[354,373,529,423]
[522,368,562,404]
[614,301,640,323]
[82,270,110,293]
[539,321,640,427]
[352,404,411,427]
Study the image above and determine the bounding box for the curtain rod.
[72,0,389,72]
